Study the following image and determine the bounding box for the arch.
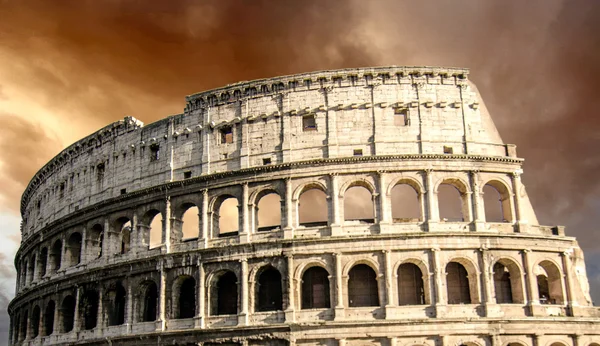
[60,295,75,333]
[139,281,158,322]
[436,178,470,222]
[114,217,132,254]
[397,263,425,305]
[348,264,380,307]
[391,183,422,222]
[143,210,163,249]
[181,204,200,240]
[210,271,238,315]
[88,223,104,259]
[256,266,283,312]
[256,192,282,232]
[106,283,126,326]
[31,305,40,338]
[39,247,48,277]
[66,232,82,266]
[482,179,512,223]
[297,183,328,227]
[28,254,36,283]
[343,183,375,223]
[446,261,472,304]
[173,275,196,319]
[43,300,55,336]
[212,195,239,237]
[536,260,564,304]
[301,266,331,309]
[293,181,328,201]
[339,179,376,196]
[548,343,568,346]
[493,258,524,304]
[21,260,28,286]
[50,239,62,273]
[80,289,99,330]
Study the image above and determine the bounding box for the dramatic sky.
[0,0,599,343]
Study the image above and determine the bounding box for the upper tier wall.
[20,66,516,238]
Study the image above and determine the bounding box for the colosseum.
[8,66,600,346]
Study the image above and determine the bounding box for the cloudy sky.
[0,0,599,343]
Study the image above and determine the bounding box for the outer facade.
[8,66,600,346]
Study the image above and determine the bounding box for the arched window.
[301,267,330,309]
[176,277,196,319]
[89,224,104,259]
[216,197,239,237]
[181,206,200,240]
[398,263,425,305]
[39,247,48,277]
[257,193,281,232]
[66,232,82,266]
[60,296,75,333]
[446,262,471,304]
[348,264,379,307]
[107,283,126,326]
[211,271,238,315]
[343,185,374,223]
[438,183,465,222]
[31,305,40,338]
[148,212,163,248]
[140,281,158,322]
[256,267,283,312]
[28,255,36,283]
[20,310,28,340]
[81,289,99,330]
[298,188,328,227]
[391,183,421,222]
[21,260,27,286]
[483,182,511,222]
[50,240,62,273]
[115,218,132,254]
[43,301,55,336]
[493,262,513,304]
[536,261,564,305]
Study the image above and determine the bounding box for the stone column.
[80,227,88,264]
[338,339,347,346]
[522,249,539,316]
[200,189,209,248]
[126,281,133,332]
[96,287,104,331]
[164,197,172,253]
[480,248,501,317]
[285,255,295,322]
[159,260,167,331]
[239,102,250,168]
[196,261,205,328]
[572,334,582,346]
[511,171,527,232]
[239,183,250,243]
[425,170,439,230]
[384,250,395,319]
[73,286,81,332]
[431,248,446,317]
[239,259,249,325]
[334,252,345,320]
[283,178,294,238]
[561,251,577,316]
[102,219,110,260]
[330,174,341,235]
[378,171,391,233]
[54,297,62,334]
[471,171,485,232]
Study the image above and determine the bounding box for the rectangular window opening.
[96,163,105,181]
[184,171,192,179]
[443,146,453,154]
[262,158,272,165]
[220,126,233,144]
[353,149,363,156]
[394,108,409,126]
[302,115,317,132]
[150,144,160,161]
[222,153,228,160]
[120,188,127,195]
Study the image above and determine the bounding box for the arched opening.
[81,289,99,330]
[438,183,465,222]
[215,197,239,237]
[115,218,132,254]
[344,185,374,223]
[106,283,126,326]
[483,182,511,222]
[181,206,200,240]
[398,263,425,305]
[298,188,328,227]
[493,262,513,304]
[43,301,55,336]
[39,247,48,277]
[28,255,36,283]
[148,212,163,249]
[66,232,82,266]
[211,271,238,315]
[256,266,283,312]
[31,305,40,338]
[446,262,471,304]
[50,240,62,273]
[391,183,421,222]
[20,310,28,340]
[348,264,379,307]
[257,193,281,232]
[14,314,20,343]
[176,276,196,319]
[536,261,564,304]
[21,260,27,286]
[89,224,104,259]
[60,296,75,333]
[140,281,158,322]
[301,266,331,309]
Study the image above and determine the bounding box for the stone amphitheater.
[8,66,600,346]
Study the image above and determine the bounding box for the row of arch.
[18,174,515,290]
[12,255,566,343]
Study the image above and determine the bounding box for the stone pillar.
[383,250,395,319]
[511,171,527,232]
[425,170,439,230]
[330,174,341,235]
[283,178,294,238]
[54,297,61,334]
[239,259,249,325]
[239,183,250,243]
[239,103,250,169]
[200,189,209,248]
[196,261,205,328]
[285,254,295,322]
[80,227,88,265]
[431,248,446,317]
[522,249,539,316]
[102,219,110,260]
[378,171,391,233]
[471,171,485,231]
[159,260,167,331]
[572,334,582,346]
[73,286,81,332]
[96,287,104,331]
[561,251,577,316]
[480,248,501,317]
[334,252,345,320]
[164,197,172,253]
[126,281,133,332]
